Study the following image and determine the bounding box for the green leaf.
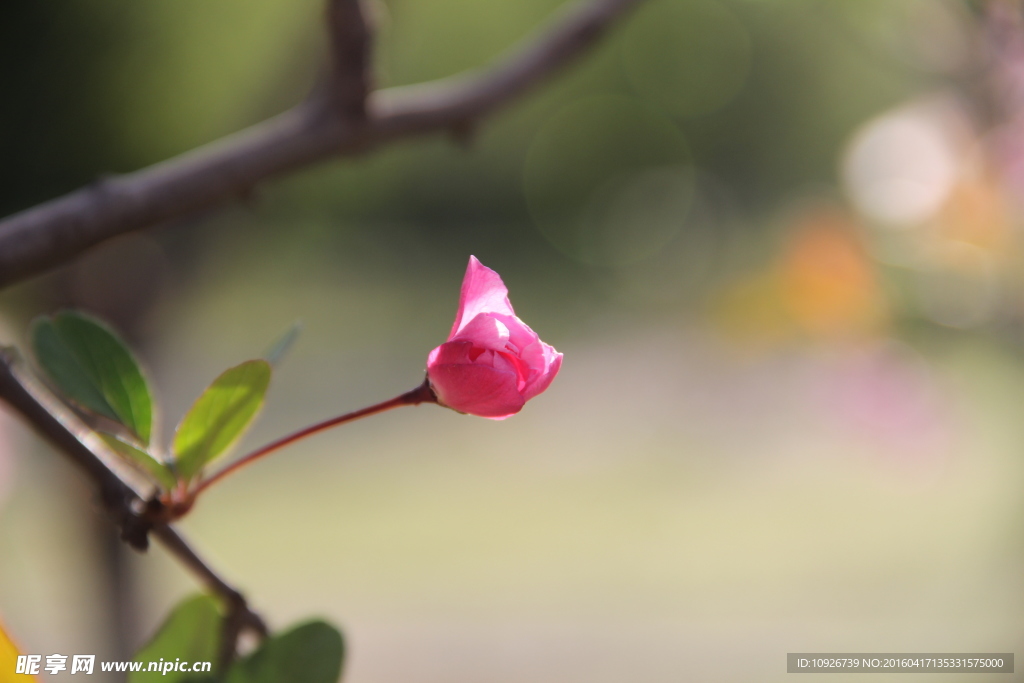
[32,319,116,421]
[173,360,271,480]
[32,311,154,445]
[129,594,222,683]
[264,322,302,366]
[225,621,344,683]
[99,433,177,490]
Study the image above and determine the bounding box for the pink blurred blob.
[427,256,562,419]
[816,343,951,464]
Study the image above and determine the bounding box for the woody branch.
[0,0,646,289]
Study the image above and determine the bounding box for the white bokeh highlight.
[842,99,965,228]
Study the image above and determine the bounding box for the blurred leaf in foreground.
[226,620,344,683]
[264,321,302,367]
[130,594,221,683]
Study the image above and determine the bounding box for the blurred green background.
[2,0,1024,681]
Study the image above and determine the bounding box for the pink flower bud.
[427,256,562,419]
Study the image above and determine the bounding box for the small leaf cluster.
[32,311,275,508]
[129,594,344,683]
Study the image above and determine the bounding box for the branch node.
[325,0,374,120]
[449,121,477,148]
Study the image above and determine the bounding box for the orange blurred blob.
[0,620,35,681]
[777,208,886,339]
[935,172,1013,255]
[713,206,886,345]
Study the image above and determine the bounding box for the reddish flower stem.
[194,378,437,496]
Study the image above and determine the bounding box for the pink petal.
[491,313,542,358]
[522,344,563,401]
[450,256,516,339]
[451,313,511,353]
[427,341,526,419]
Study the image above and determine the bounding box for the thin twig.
[0,347,150,545]
[151,525,269,667]
[195,379,436,497]
[0,0,646,289]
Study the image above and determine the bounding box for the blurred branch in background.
[0,0,646,289]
